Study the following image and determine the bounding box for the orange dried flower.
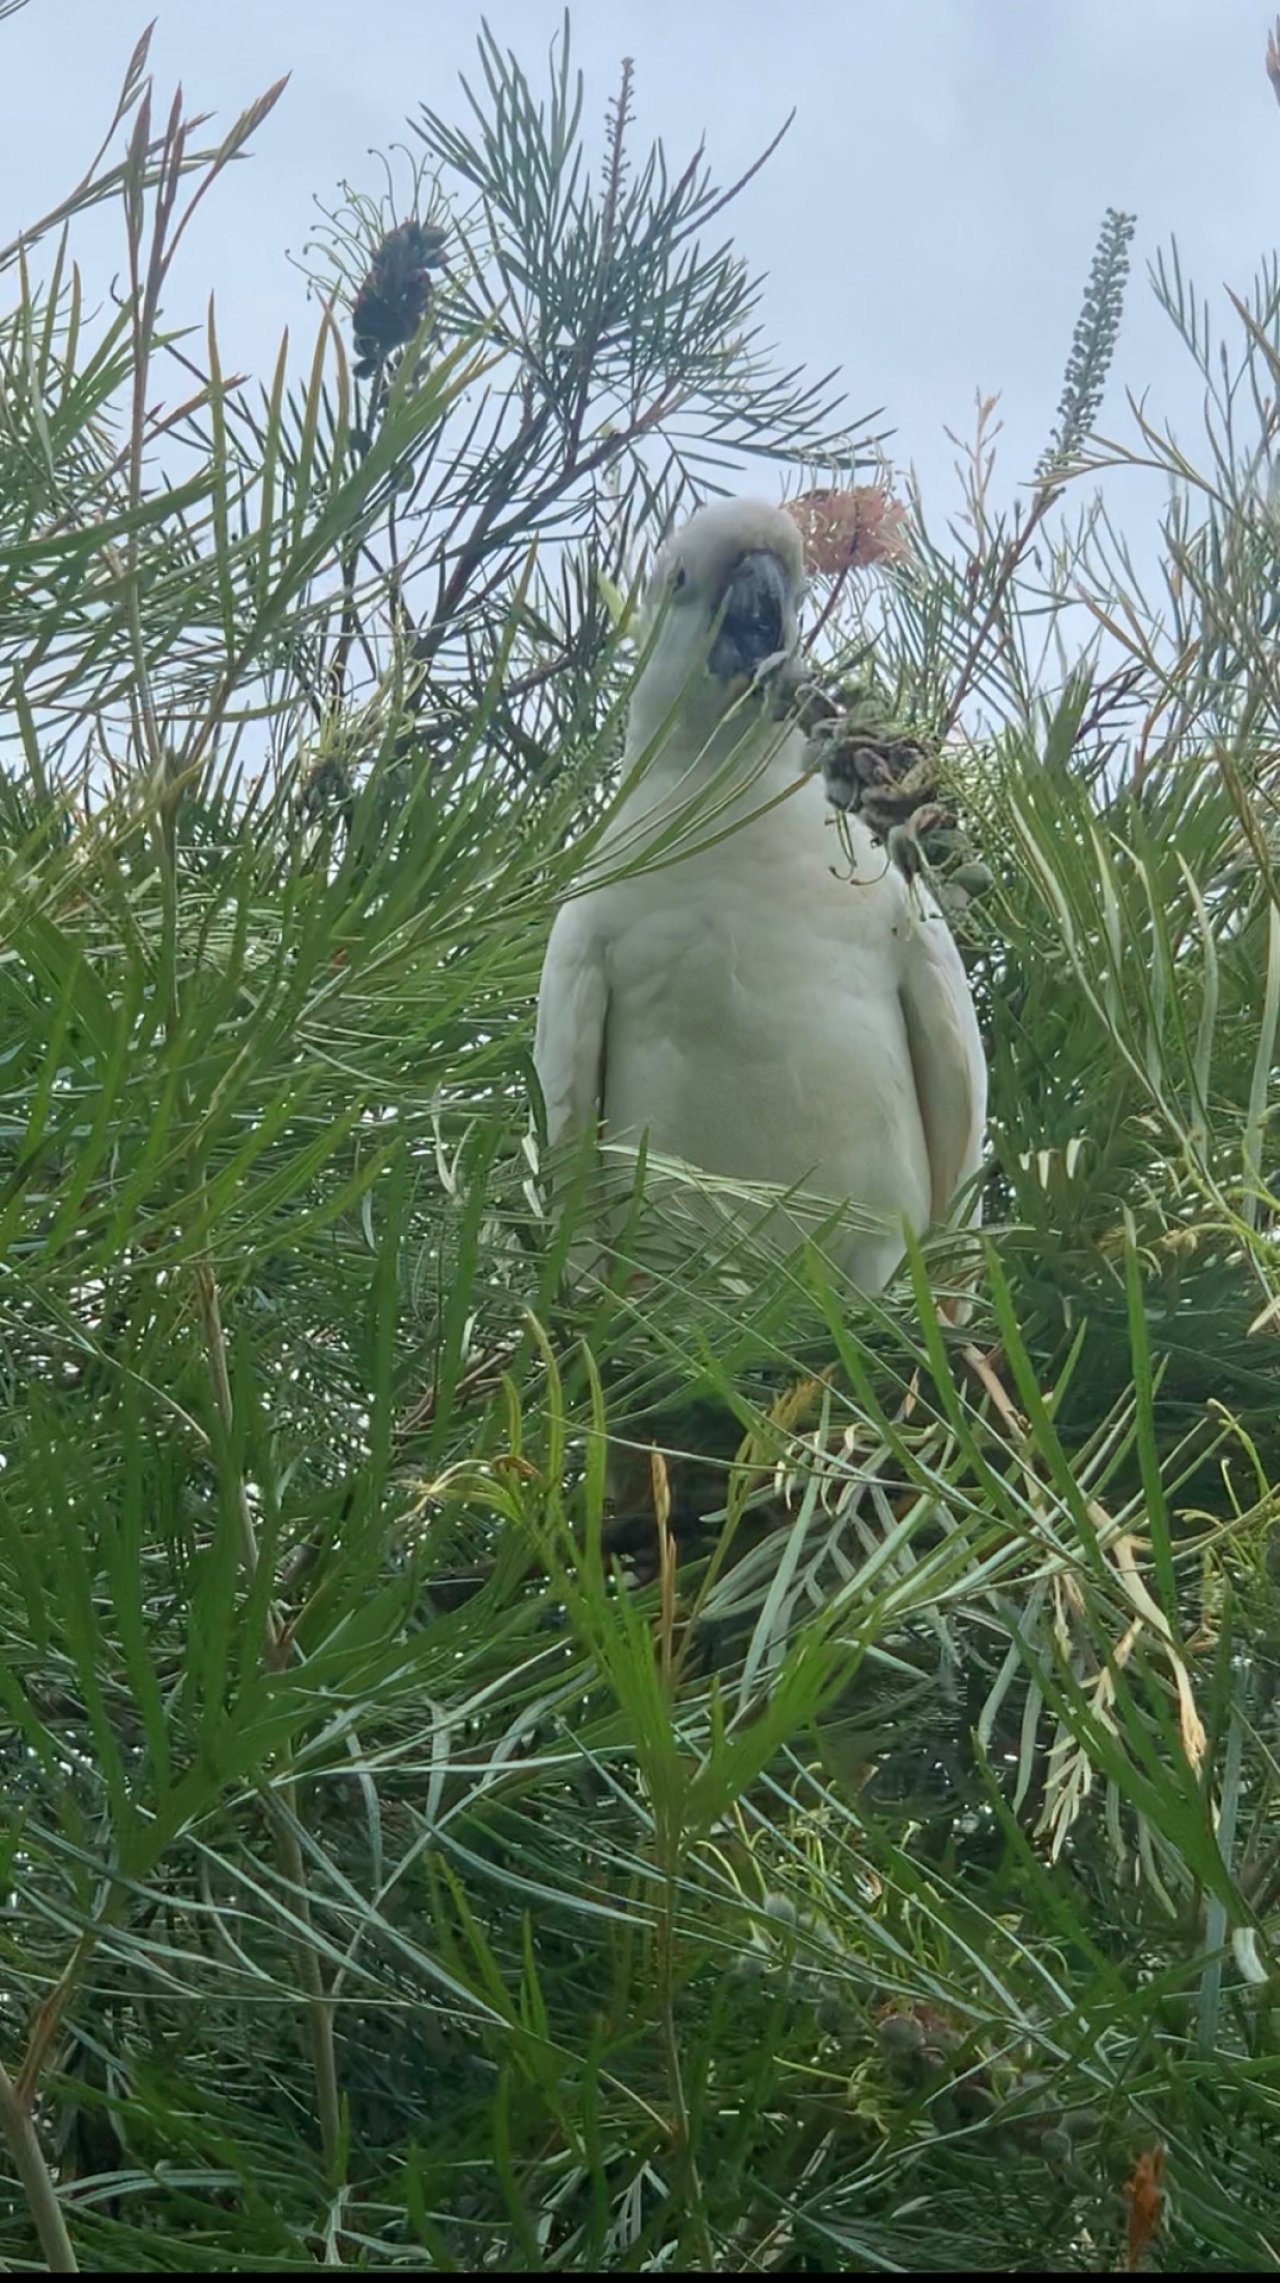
[1123,2144,1165,2272]
[784,485,911,576]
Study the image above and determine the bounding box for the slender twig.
[801,562,852,656]
[939,482,1061,736]
[121,84,185,793]
[329,366,390,707]
[648,1496,714,2266]
[414,385,686,671]
[106,74,348,2182]
[667,112,795,249]
[190,1257,345,2181]
[0,2057,78,2272]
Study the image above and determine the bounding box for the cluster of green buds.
[733,1895,1110,2167]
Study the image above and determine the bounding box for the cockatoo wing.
[898,907,987,1224]
[533,900,609,1151]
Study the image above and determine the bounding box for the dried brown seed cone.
[813,723,938,819]
[794,686,990,901]
[352,219,448,376]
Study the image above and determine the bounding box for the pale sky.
[4,0,1279,551]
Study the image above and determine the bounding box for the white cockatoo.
[534,498,986,1301]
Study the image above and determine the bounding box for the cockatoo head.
[626,499,806,758]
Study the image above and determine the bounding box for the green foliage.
[0,14,1277,2275]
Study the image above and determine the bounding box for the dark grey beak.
[708,549,791,680]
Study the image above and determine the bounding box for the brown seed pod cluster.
[351,220,448,378]
[811,715,940,838]
[792,684,949,878]
[785,680,991,921]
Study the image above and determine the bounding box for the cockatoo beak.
[708,549,792,682]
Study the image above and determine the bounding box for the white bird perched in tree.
[534,496,987,1306]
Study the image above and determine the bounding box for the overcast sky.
[4,0,1279,550]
